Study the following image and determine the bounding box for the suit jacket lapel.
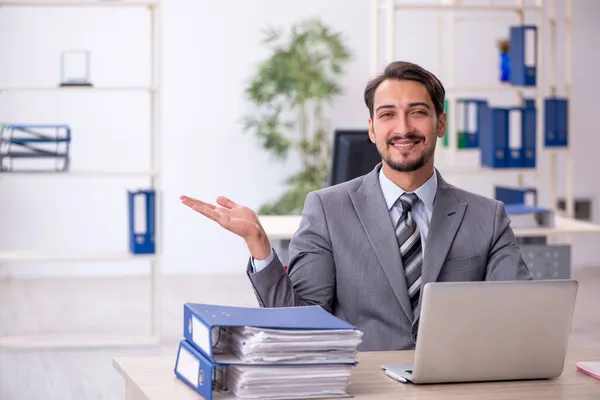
[412,170,467,328]
[348,163,414,323]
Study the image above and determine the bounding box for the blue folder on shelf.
[480,105,508,168]
[544,97,569,147]
[457,98,486,148]
[495,186,537,206]
[128,189,156,254]
[174,339,355,400]
[183,303,362,363]
[510,25,537,86]
[508,103,537,168]
[520,102,537,167]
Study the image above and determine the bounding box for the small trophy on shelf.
[59,50,93,87]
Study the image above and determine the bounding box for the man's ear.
[437,112,447,139]
[368,118,376,144]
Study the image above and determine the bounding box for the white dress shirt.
[378,167,437,250]
[252,168,438,272]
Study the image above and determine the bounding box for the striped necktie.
[395,192,422,316]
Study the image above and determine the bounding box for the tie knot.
[399,192,419,211]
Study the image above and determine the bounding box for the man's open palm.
[180,195,262,240]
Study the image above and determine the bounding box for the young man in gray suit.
[181,61,532,351]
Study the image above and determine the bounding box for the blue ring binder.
[128,189,156,254]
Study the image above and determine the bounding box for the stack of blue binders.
[174,303,364,399]
[479,100,536,169]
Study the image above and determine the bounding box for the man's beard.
[379,133,435,173]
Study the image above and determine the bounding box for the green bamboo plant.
[242,18,352,215]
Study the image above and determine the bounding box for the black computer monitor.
[328,129,382,186]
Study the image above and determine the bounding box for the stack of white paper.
[224,364,355,399]
[219,326,363,363]
[207,326,363,399]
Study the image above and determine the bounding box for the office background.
[1,0,599,399]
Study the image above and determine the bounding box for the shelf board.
[445,84,538,92]
[0,334,161,349]
[259,215,600,241]
[515,216,600,237]
[0,0,159,7]
[0,169,157,177]
[435,164,539,175]
[0,251,156,263]
[383,2,542,12]
[0,86,156,93]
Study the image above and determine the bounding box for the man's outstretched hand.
[180,195,272,260]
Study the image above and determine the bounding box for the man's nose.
[393,114,412,135]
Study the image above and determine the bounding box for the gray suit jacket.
[246,164,532,351]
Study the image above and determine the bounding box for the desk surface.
[113,342,600,400]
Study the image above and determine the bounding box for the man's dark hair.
[364,61,445,119]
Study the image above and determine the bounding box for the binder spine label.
[466,101,479,147]
[524,191,536,206]
[176,345,201,389]
[191,315,212,356]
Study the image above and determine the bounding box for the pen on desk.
[384,369,408,383]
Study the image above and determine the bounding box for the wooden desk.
[113,342,600,400]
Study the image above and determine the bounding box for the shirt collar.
[378,167,437,212]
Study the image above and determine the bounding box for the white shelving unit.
[0,86,154,92]
[256,0,600,268]
[0,0,163,349]
[369,0,598,235]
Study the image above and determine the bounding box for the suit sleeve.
[485,201,533,281]
[246,191,336,311]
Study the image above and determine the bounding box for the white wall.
[0,0,598,278]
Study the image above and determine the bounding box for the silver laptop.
[381,279,578,384]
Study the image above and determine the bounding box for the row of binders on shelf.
[0,123,71,172]
[441,97,568,168]
[441,23,568,166]
[0,124,156,255]
[174,303,364,399]
[495,185,554,229]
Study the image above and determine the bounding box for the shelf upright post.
[447,3,457,168]
[386,0,395,65]
[565,0,574,220]
[149,1,162,340]
[546,0,558,221]
[371,0,380,76]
